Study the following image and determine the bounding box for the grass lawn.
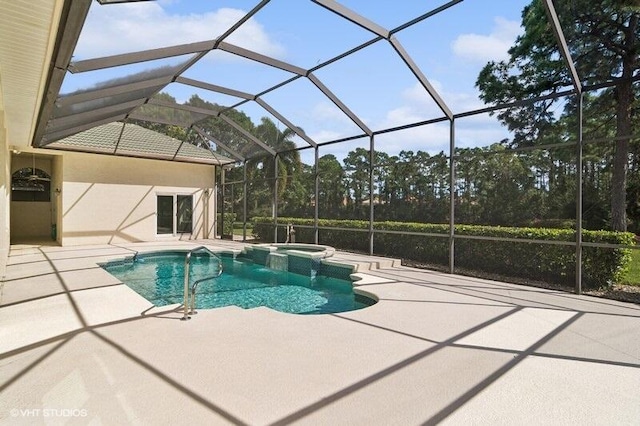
[233,226,252,236]
[622,249,640,285]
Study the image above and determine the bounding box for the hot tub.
[243,243,336,276]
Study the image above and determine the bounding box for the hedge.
[216,212,237,236]
[251,217,635,290]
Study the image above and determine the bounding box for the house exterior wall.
[0,82,8,277]
[10,200,51,239]
[61,152,216,246]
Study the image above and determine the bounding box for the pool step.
[324,252,402,273]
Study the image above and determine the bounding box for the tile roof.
[46,122,234,165]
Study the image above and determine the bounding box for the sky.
[64,0,534,164]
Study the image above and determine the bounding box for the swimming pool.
[101,251,375,315]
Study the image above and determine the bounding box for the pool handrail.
[182,246,223,321]
[189,273,221,316]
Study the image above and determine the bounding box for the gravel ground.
[585,284,640,305]
[403,261,640,305]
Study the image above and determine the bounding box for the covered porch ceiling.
[0,0,65,149]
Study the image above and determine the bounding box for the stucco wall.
[0,86,8,276]
[61,152,215,246]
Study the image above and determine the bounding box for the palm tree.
[255,117,302,200]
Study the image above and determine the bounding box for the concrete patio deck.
[1,240,639,425]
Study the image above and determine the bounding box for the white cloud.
[377,120,451,155]
[452,17,522,63]
[312,102,355,125]
[400,81,485,117]
[75,3,285,59]
[373,111,509,156]
[369,81,509,155]
[455,124,509,148]
[374,84,444,133]
[309,129,345,143]
[303,102,365,142]
[286,79,511,159]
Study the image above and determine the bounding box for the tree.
[130,92,200,144]
[317,154,347,216]
[254,117,302,213]
[343,148,370,209]
[343,148,389,214]
[185,94,255,156]
[477,0,639,231]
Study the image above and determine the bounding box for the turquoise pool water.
[101,252,374,314]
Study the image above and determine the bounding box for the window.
[156,194,193,235]
[11,168,51,202]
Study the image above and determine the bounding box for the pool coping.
[98,247,380,314]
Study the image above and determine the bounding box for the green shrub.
[216,212,237,236]
[251,217,634,289]
[525,218,576,229]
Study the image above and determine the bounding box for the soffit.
[0,0,63,147]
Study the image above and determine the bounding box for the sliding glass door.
[157,194,193,235]
[177,195,193,233]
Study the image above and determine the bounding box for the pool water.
[102,252,374,315]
